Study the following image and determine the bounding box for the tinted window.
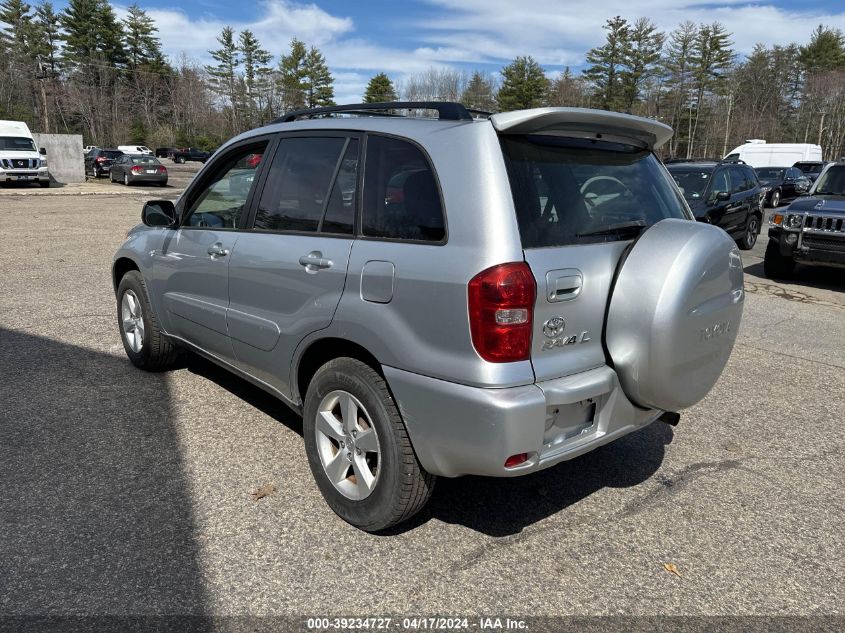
[710,169,730,199]
[729,167,747,194]
[255,137,346,233]
[131,156,160,165]
[321,139,358,234]
[744,167,759,189]
[502,135,688,248]
[756,167,785,180]
[362,135,445,242]
[669,169,711,201]
[184,143,267,229]
[103,151,122,159]
[813,165,845,195]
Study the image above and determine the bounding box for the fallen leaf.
[251,483,277,501]
[663,563,682,578]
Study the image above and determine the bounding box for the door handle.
[207,242,229,258]
[299,251,333,273]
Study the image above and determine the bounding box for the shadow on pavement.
[744,260,845,292]
[0,328,208,619]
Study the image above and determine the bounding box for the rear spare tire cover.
[606,218,744,411]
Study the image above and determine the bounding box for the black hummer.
[765,162,845,278]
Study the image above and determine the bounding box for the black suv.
[85,148,124,178]
[666,160,763,250]
[793,161,830,183]
[755,166,810,208]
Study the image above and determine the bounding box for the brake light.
[468,262,535,362]
[131,166,142,174]
[505,453,529,468]
[158,166,167,174]
[95,156,107,162]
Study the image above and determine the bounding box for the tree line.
[2,1,845,159]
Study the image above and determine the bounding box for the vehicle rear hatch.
[491,108,678,383]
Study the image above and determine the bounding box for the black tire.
[94,166,101,178]
[175,156,184,164]
[40,181,49,188]
[116,270,180,371]
[738,214,760,250]
[302,357,435,532]
[763,239,796,279]
[124,173,130,186]
[769,188,781,208]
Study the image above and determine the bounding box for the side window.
[729,167,747,194]
[254,137,346,233]
[321,139,358,234]
[744,167,758,189]
[184,143,268,229]
[711,169,730,198]
[362,135,445,242]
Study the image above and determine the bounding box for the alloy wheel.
[315,390,381,500]
[121,290,145,353]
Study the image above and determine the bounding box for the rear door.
[725,165,751,234]
[498,133,693,382]
[227,134,358,397]
[152,138,271,362]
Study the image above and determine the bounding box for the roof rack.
[275,101,476,123]
[718,157,746,165]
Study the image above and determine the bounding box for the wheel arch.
[294,337,384,405]
[112,257,140,293]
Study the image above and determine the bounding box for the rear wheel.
[124,173,130,186]
[117,271,180,371]
[769,188,781,208]
[303,358,435,532]
[763,239,795,279]
[738,214,759,250]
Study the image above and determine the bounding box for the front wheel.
[117,271,180,371]
[302,358,435,532]
[738,214,759,250]
[763,239,796,279]
[769,188,781,208]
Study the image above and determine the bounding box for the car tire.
[302,357,435,532]
[769,188,781,208]
[116,270,180,371]
[738,214,759,250]
[124,173,130,186]
[763,239,796,279]
[94,166,101,178]
[40,181,49,189]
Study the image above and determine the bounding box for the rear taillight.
[96,156,107,162]
[131,166,142,174]
[158,166,167,174]
[468,262,535,363]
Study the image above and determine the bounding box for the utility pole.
[722,92,733,158]
[36,57,50,133]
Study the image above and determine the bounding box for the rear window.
[669,168,712,201]
[131,156,159,165]
[103,151,123,159]
[795,162,823,174]
[756,167,785,180]
[501,135,689,248]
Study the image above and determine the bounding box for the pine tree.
[363,72,397,102]
[34,1,61,74]
[0,0,33,51]
[582,16,630,111]
[547,67,590,107]
[799,26,845,73]
[123,3,160,68]
[497,56,548,111]
[206,26,241,128]
[238,29,272,125]
[277,38,307,111]
[460,71,496,111]
[621,18,664,112]
[662,21,698,155]
[303,45,334,108]
[61,0,126,66]
[95,0,126,66]
[687,22,734,157]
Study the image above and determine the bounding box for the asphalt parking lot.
[0,186,843,626]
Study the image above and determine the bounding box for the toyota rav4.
[113,102,744,531]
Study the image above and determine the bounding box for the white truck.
[0,120,50,188]
[724,140,822,168]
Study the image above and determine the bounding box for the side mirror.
[715,191,730,202]
[142,200,177,227]
[39,147,46,155]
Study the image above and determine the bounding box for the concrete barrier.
[32,133,85,184]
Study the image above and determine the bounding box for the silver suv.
[113,102,744,531]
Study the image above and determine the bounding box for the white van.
[724,140,822,168]
[0,120,50,188]
[117,145,152,155]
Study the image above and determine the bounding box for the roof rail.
[274,101,475,123]
[718,157,747,165]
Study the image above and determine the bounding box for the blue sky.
[87,1,845,101]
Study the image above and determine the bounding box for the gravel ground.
[0,193,842,629]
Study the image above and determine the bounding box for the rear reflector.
[468,262,535,363]
[504,453,529,468]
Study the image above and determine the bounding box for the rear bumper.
[128,173,167,184]
[384,364,662,478]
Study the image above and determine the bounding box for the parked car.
[755,166,811,207]
[725,141,822,167]
[117,145,153,155]
[85,148,123,178]
[764,162,845,278]
[666,160,764,249]
[113,102,744,531]
[155,147,176,159]
[170,147,210,163]
[0,119,50,188]
[109,154,167,186]
[83,145,99,154]
[792,160,830,183]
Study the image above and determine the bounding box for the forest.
[2,0,845,159]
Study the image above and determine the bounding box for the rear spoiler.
[490,108,673,151]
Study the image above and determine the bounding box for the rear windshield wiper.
[578,220,647,239]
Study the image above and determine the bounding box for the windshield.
[812,165,845,196]
[0,136,37,152]
[669,169,711,201]
[756,167,785,180]
[501,135,690,248]
[795,162,823,175]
